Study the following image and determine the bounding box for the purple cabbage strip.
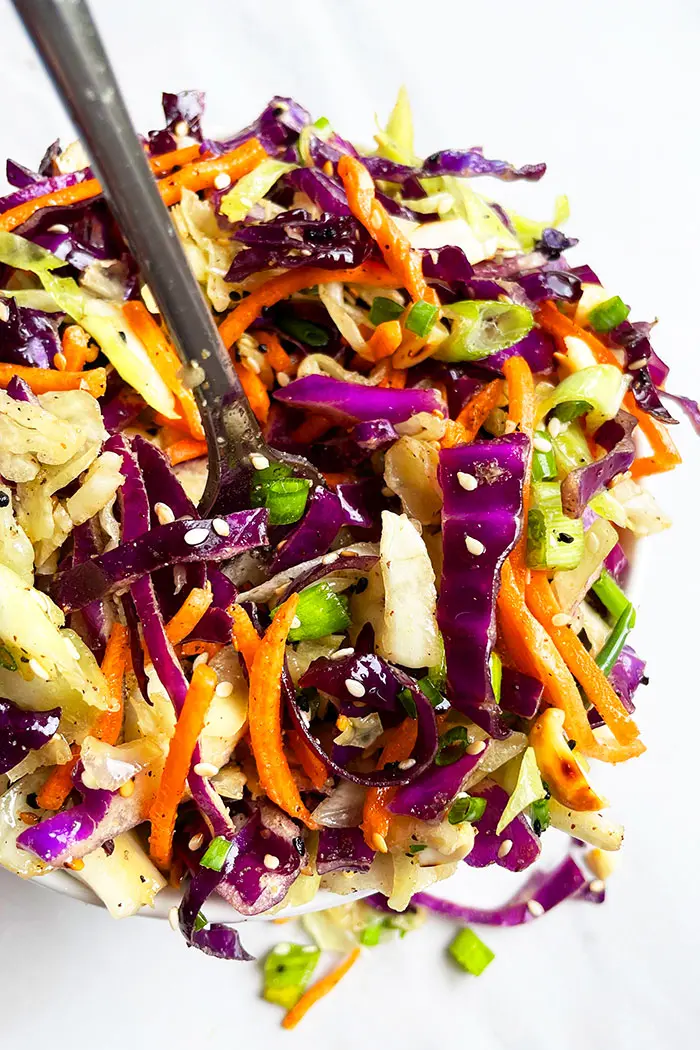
[6,375,40,403]
[207,96,310,158]
[0,300,62,369]
[422,147,546,182]
[484,327,556,375]
[608,644,647,712]
[516,269,582,304]
[286,167,350,216]
[277,551,378,605]
[561,410,637,519]
[101,389,145,434]
[148,89,205,155]
[270,486,346,574]
[71,519,111,661]
[0,699,60,775]
[437,434,529,737]
[535,228,579,259]
[660,390,700,436]
[412,855,589,925]
[610,320,677,425]
[132,434,197,518]
[0,168,88,216]
[301,650,404,716]
[274,375,442,425]
[389,744,490,822]
[499,667,543,719]
[465,781,541,873]
[317,827,375,875]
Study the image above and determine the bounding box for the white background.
[1,1,699,1046]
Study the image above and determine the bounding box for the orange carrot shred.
[287,729,329,791]
[90,623,130,746]
[257,331,293,373]
[366,319,403,361]
[290,414,333,444]
[456,378,506,442]
[234,360,270,425]
[282,948,361,1030]
[36,744,80,811]
[502,356,535,588]
[165,587,213,647]
[167,438,208,465]
[247,594,319,829]
[229,603,262,672]
[361,718,418,850]
[149,662,218,871]
[178,640,223,660]
[440,418,470,449]
[61,325,94,372]
[0,363,106,397]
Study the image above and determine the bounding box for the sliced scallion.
[199,835,232,872]
[435,725,470,766]
[489,651,503,704]
[285,582,351,642]
[531,429,557,482]
[398,687,418,720]
[276,314,330,347]
[448,927,495,976]
[369,296,404,327]
[448,794,487,825]
[595,603,636,676]
[436,300,533,362]
[591,568,630,621]
[526,482,584,571]
[588,295,630,333]
[405,299,439,337]
[263,943,320,1009]
[530,797,551,834]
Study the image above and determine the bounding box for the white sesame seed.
[345,678,366,698]
[331,647,354,661]
[590,879,605,894]
[533,435,552,453]
[465,535,485,556]
[586,531,600,554]
[173,120,189,137]
[184,527,209,546]
[504,419,518,434]
[215,681,234,698]
[188,833,205,851]
[193,762,219,778]
[154,501,175,525]
[527,899,545,917]
[263,853,280,870]
[245,356,262,375]
[497,839,513,859]
[628,359,648,371]
[212,518,230,537]
[277,371,291,387]
[454,792,468,801]
[552,612,573,627]
[193,652,209,668]
[213,172,232,190]
[250,453,270,471]
[547,417,564,439]
[398,758,416,770]
[291,616,302,630]
[457,471,478,491]
[371,833,388,853]
[29,658,50,681]
[47,223,69,234]
[466,739,487,756]
[322,552,339,566]
[168,906,180,932]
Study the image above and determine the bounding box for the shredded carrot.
[503,356,535,587]
[290,414,333,444]
[229,603,262,672]
[247,595,319,829]
[282,948,361,1030]
[148,143,203,174]
[361,718,418,851]
[218,261,398,350]
[0,363,106,397]
[537,301,681,478]
[525,573,640,746]
[149,662,218,870]
[61,325,96,372]
[167,438,208,465]
[178,640,222,660]
[287,729,329,791]
[456,378,506,442]
[322,471,353,489]
[366,319,403,361]
[234,360,270,424]
[90,623,130,745]
[165,587,213,647]
[122,300,204,440]
[153,411,192,436]
[36,744,80,811]
[257,331,292,373]
[0,139,266,234]
[440,418,470,449]
[379,364,407,389]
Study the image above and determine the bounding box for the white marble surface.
[1,0,699,1046]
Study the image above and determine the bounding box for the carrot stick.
[282,948,361,1030]
[537,301,681,478]
[149,662,218,870]
[503,356,535,587]
[525,573,641,746]
[380,365,407,389]
[165,587,213,647]
[218,261,398,350]
[0,363,106,397]
[0,139,266,233]
[167,438,208,465]
[61,325,95,372]
[234,360,270,425]
[366,319,403,361]
[148,143,203,174]
[456,378,506,442]
[287,729,329,791]
[361,718,418,851]
[36,744,80,811]
[257,331,293,373]
[248,595,319,829]
[90,623,130,745]
[229,603,262,673]
[290,414,333,444]
[178,640,223,660]
[440,418,470,449]
[122,300,204,440]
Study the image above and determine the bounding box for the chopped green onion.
[369,296,404,327]
[0,644,17,671]
[398,687,418,720]
[489,651,502,704]
[409,843,427,854]
[550,400,592,422]
[199,836,231,872]
[427,633,447,691]
[527,482,584,571]
[276,313,329,347]
[531,429,557,482]
[595,603,636,676]
[591,568,630,621]
[448,794,487,825]
[588,296,630,333]
[435,725,470,766]
[448,927,495,976]
[405,299,439,337]
[193,911,208,933]
[285,582,351,642]
[537,364,628,432]
[263,943,320,1009]
[312,115,332,136]
[417,675,447,709]
[250,464,312,526]
[359,922,383,947]
[530,798,551,834]
[549,420,592,476]
[436,300,533,362]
